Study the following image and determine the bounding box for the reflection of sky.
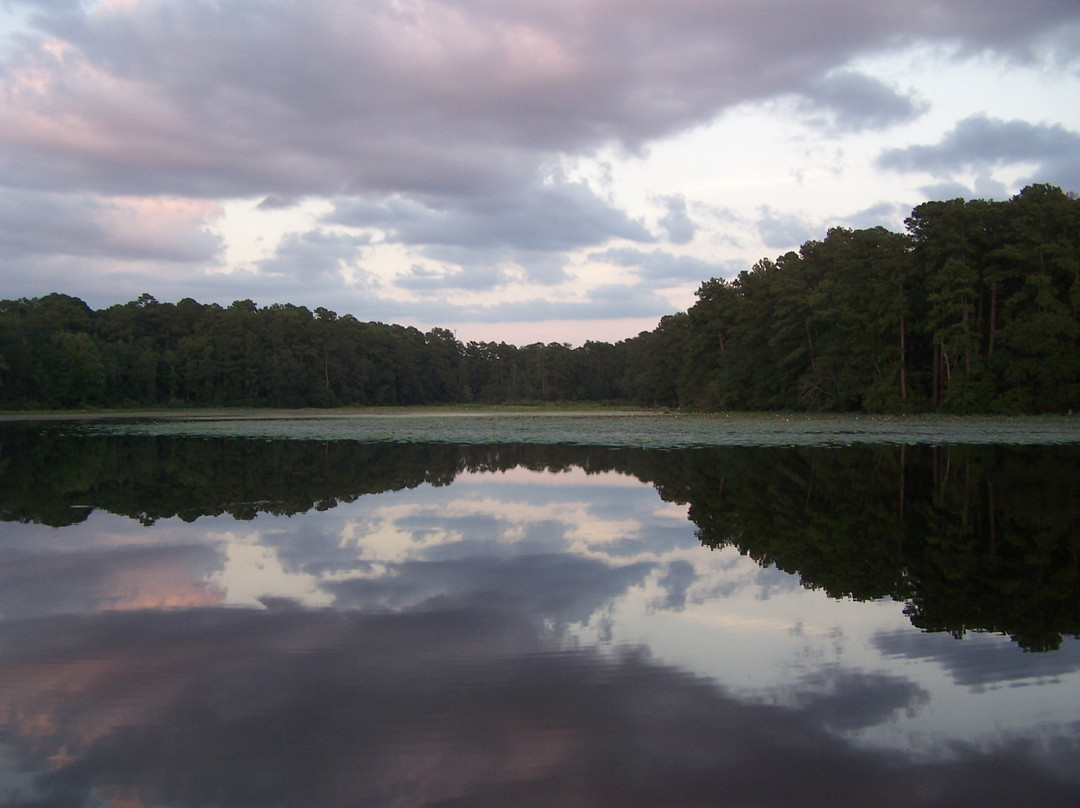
[1,466,1078,805]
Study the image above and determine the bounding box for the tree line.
[1,183,1077,412]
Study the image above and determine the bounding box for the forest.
[1,183,1077,413]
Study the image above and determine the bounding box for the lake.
[1,413,1079,807]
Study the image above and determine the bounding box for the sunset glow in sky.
[1,0,1078,344]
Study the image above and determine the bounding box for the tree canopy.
[1,184,1077,413]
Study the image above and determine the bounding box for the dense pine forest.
[1,183,1077,413]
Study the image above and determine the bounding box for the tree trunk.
[988,283,998,359]
[899,281,907,401]
[932,345,940,407]
[961,301,971,374]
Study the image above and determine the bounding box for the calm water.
[1,415,1079,807]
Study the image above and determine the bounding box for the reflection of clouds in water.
[4,460,1080,803]
[2,607,1077,808]
[599,524,700,558]
[683,549,801,605]
[327,553,655,632]
[755,564,804,600]
[874,630,1080,688]
[207,529,334,608]
[652,559,698,612]
[398,508,572,557]
[263,516,381,577]
[0,470,712,624]
[250,470,683,579]
[0,544,224,620]
[765,666,930,731]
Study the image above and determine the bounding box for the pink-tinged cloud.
[0,0,1076,199]
[0,0,1076,335]
[0,191,222,261]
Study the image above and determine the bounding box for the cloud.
[327,553,655,630]
[462,282,675,323]
[877,115,1080,189]
[797,71,929,132]
[253,228,372,283]
[3,607,1078,807]
[657,194,698,244]
[393,262,510,293]
[0,544,224,620]
[0,0,1078,334]
[917,173,1012,202]
[1,0,1076,201]
[327,177,654,253]
[756,206,818,250]
[588,247,738,284]
[775,667,930,731]
[874,629,1080,688]
[267,275,679,327]
[256,195,303,211]
[0,190,223,262]
[654,559,698,611]
[834,201,909,230]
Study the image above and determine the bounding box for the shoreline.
[0,406,658,422]
[2,407,1076,424]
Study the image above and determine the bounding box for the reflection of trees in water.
[660,445,1080,651]
[2,425,1078,650]
[0,427,630,526]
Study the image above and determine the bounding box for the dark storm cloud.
[877,115,1080,188]
[2,607,1078,807]
[589,247,736,284]
[797,71,929,132]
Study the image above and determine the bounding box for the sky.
[0,0,1078,345]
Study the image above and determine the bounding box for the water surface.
[1,416,1078,807]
